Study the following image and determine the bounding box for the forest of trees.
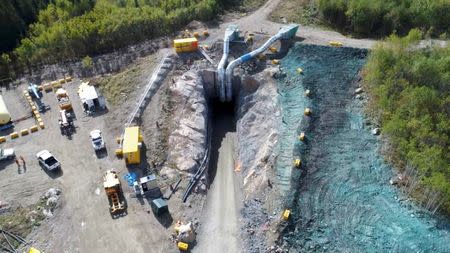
[318,0,450,37]
[0,0,228,77]
[364,30,450,213]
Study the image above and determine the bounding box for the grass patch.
[93,53,159,106]
[0,199,47,249]
[270,0,320,26]
[94,65,142,106]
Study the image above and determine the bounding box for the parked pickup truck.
[36,150,61,171]
[0,148,15,161]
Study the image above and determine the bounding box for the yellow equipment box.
[329,41,343,47]
[294,158,302,168]
[122,126,142,164]
[177,242,189,251]
[282,209,291,220]
[304,108,312,116]
[173,38,198,53]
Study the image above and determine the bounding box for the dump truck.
[103,170,126,215]
[55,88,72,111]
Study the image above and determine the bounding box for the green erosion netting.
[276,44,450,252]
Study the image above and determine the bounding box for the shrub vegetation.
[364,29,450,213]
[0,0,223,77]
[318,0,449,37]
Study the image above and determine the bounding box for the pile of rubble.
[41,188,62,218]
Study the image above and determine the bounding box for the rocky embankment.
[164,71,208,177]
[236,67,286,252]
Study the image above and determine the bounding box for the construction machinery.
[59,109,74,136]
[55,88,72,111]
[28,83,48,112]
[103,170,126,215]
[132,174,158,196]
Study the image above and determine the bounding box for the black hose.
[1,231,16,253]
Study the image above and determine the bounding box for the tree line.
[364,30,450,214]
[318,0,449,37]
[0,0,223,78]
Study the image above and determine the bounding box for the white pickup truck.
[36,150,61,171]
[90,130,105,152]
[0,148,15,161]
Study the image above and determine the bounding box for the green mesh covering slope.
[276,44,450,252]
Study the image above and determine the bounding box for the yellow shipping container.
[173,38,198,53]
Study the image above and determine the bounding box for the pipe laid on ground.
[217,25,239,102]
[224,24,299,101]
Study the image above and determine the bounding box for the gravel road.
[204,0,376,49]
[194,104,242,253]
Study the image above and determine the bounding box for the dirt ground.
[0,51,180,253]
[194,107,242,253]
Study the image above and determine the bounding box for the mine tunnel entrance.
[196,95,242,252]
[207,99,236,184]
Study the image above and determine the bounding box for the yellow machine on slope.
[103,170,126,215]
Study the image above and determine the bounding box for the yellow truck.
[104,170,126,215]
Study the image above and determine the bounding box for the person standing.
[15,157,21,174]
[19,155,26,173]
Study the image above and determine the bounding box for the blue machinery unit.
[28,83,47,112]
[217,24,299,102]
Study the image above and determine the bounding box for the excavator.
[103,170,126,216]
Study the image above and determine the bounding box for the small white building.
[78,82,106,113]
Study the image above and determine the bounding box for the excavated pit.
[206,100,236,184]
[198,69,242,184]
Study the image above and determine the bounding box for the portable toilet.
[122,126,142,165]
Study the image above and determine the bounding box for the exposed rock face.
[237,70,281,192]
[236,69,283,253]
[167,71,208,173]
